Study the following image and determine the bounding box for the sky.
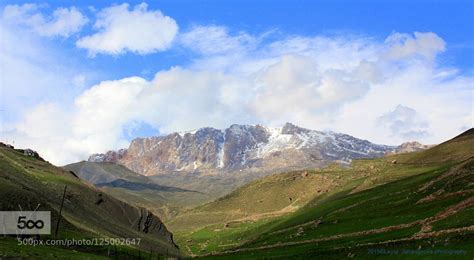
[0,1,473,165]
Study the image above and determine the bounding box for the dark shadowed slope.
[64,161,151,184]
[64,161,210,221]
[0,144,180,258]
[95,178,196,192]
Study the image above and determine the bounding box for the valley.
[2,1,471,258]
[0,127,472,258]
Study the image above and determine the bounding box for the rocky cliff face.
[88,123,426,176]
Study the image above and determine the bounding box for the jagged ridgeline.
[0,143,180,258]
[88,123,428,176]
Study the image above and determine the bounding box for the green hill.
[169,129,474,258]
[0,144,180,258]
[64,161,211,221]
[64,161,151,184]
[399,128,474,164]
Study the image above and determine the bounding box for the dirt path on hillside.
[200,196,474,257]
[268,195,384,236]
[416,197,474,234]
[229,201,301,223]
[418,159,472,192]
[336,225,474,250]
[417,189,474,204]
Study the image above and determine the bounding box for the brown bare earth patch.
[416,197,474,235]
[418,158,472,192]
[417,189,474,204]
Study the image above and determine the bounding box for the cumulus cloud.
[384,32,445,61]
[76,3,178,56]
[252,55,371,126]
[3,24,472,164]
[2,3,87,37]
[378,105,429,139]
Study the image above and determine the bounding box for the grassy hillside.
[0,144,180,258]
[170,129,474,258]
[398,128,474,164]
[150,171,271,204]
[64,161,151,184]
[64,161,211,221]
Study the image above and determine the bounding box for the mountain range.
[88,123,428,176]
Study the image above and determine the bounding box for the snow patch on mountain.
[217,132,225,168]
[254,127,294,157]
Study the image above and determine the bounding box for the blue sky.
[3,1,473,80]
[0,1,473,164]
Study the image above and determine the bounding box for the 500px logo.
[0,211,51,235]
[17,216,45,230]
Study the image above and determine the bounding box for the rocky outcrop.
[386,141,434,155]
[89,149,127,163]
[136,208,177,247]
[88,123,419,176]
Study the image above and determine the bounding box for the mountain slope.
[0,143,180,258]
[88,123,400,176]
[169,129,474,257]
[64,161,210,221]
[201,159,474,259]
[64,161,150,184]
[400,128,474,164]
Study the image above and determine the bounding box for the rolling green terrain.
[64,161,152,184]
[0,145,180,258]
[64,161,211,220]
[1,129,472,258]
[170,129,474,258]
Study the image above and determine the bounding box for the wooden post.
[54,184,67,237]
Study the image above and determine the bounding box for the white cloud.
[0,18,83,120]
[0,10,93,163]
[76,3,178,56]
[251,55,371,127]
[384,32,445,61]
[180,25,256,55]
[378,105,429,139]
[3,26,472,165]
[2,3,87,37]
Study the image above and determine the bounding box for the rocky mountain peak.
[281,122,310,135]
[386,141,434,155]
[87,123,431,176]
[89,149,126,163]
